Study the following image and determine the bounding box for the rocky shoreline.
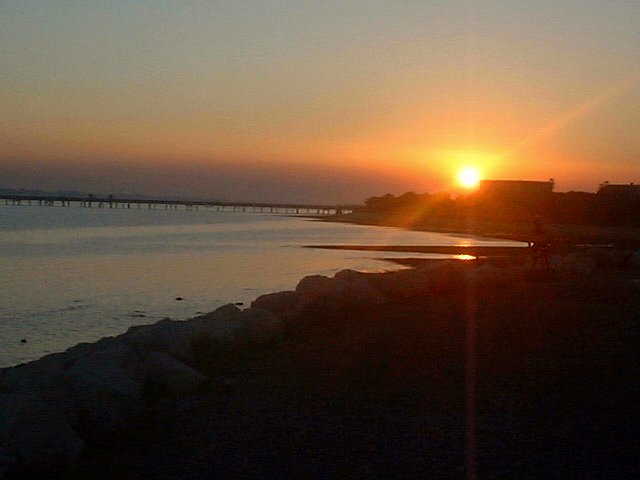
[2,249,639,478]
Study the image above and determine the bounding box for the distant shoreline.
[305,244,529,256]
[309,212,640,249]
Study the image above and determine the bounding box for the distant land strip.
[305,245,531,256]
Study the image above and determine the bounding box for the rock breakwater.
[1,250,638,478]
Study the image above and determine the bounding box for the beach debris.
[175,296,184,301]
[20,339,27,344]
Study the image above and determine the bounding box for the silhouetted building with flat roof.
[597,183,640,196]
[471,180,555,221]
[594,182,640,226]
[478,180,554,198]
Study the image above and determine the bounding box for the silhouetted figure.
[530,216,551,271]
[532,216,543,238]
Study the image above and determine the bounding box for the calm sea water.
[0,205,522,367]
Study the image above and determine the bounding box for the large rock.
[121,318,195,364]
[233,308,284,346]
[0,394,83,475]
[0,337,118,396]
[0,341,125,427]
[144,351,208,396]
[190,303,241,324]
[64,342,144,440]
[296,274,334,296]
[333,269,387,306]
[372,262,469,300]
[0,356,67,397]
[190,305,284,366]
[189,303,243,340]
[294,274,339,311]
[372,269,431,300]
[251,291,300,316]
[295,271,386,311]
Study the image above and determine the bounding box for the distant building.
[478,180,554,198]
[470,179,555,221]
[597,183,640,196]
[595,183,640,225]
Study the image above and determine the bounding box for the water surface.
[0,205,523,366]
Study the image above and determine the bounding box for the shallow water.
[0,205,523,367]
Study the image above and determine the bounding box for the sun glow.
[457,167,481,189]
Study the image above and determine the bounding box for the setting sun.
[457,167,481,189]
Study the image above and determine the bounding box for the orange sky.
[1,2,639,203]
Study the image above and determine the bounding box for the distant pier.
[0,194,354,216]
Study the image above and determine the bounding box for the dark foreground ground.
[52,267,639,479]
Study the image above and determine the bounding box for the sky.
[1,1,639,203]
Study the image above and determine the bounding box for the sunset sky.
[2,1,639,203]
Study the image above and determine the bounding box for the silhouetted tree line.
[359,187,640,226]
